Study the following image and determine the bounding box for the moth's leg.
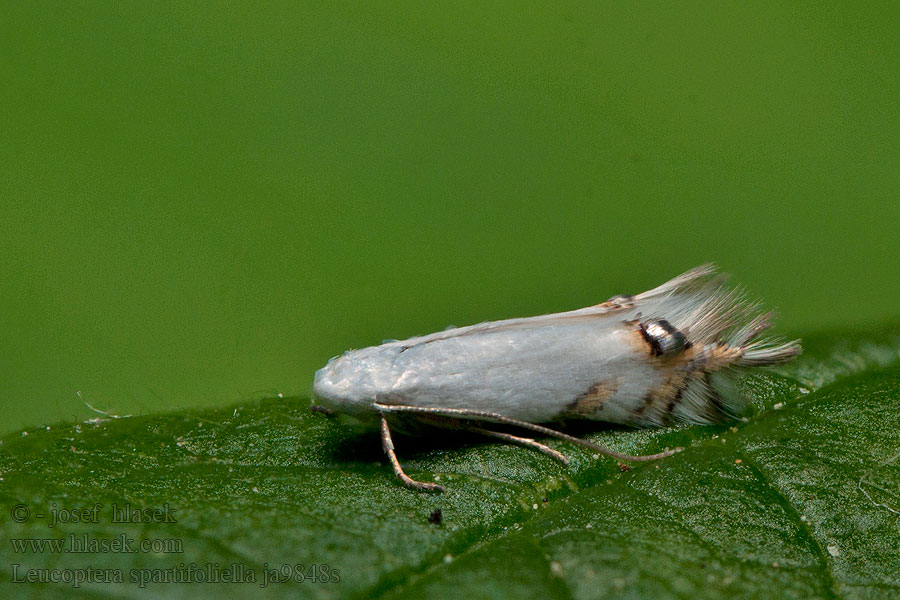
[309,405,334,416]
[374,403,680,462]
[379,414,445,492]
[469,426,569,465]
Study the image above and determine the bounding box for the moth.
[312,265,800,491]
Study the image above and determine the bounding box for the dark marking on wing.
[663,381,687,421]
[633,389,658,417]
[638,318,691,357]
[634,365,693,421]
[565,380,618,418]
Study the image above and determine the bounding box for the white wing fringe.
[634,264,801,424]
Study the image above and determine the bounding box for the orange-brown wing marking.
[565,379,618,418]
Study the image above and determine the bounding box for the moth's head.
[313,353,360,410]
[312,346,399,417]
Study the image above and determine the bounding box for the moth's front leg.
[379,414,445,492]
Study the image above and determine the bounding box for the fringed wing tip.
[635,263,719,300]
[739,338,802,366]
[637,265,802,425]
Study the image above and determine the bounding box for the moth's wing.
[632,263,717,301]
[390,298,623,346]
[602,264,801,425]
[435,263,800,427]
[389,264,720,347]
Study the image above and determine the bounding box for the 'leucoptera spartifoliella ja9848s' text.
[312,265,801,491]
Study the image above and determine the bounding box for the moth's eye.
[639,318,690,357]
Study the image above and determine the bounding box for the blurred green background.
[1,2,898,435]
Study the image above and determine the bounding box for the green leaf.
[2,327,899,599]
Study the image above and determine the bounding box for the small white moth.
[313,265,800,491]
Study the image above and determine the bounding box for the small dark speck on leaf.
[428,508,443,525]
